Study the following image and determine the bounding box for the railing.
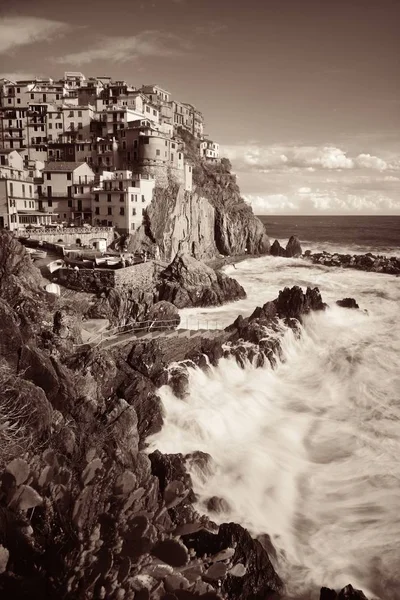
[20,226,113,234]
[76,318,225,348]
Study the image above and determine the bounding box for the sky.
[1,0,400,215]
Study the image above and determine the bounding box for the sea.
[147,216,400,600]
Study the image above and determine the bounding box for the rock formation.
[285,235,302,257]
[0,231,370,600]
[270,236,302,258]
[307,251,400,275]
[157,251,246,308]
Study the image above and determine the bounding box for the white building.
[39,161,95,224]
[92,169,155,233]
[200,140,220,162]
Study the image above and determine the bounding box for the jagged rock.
[274,286,326,321]
[270,240,286,257]
[285,235,302,257]
[320,584,369,600]
[157,252,246,308]
[181,523,283,600]
[87,287,155,327]
[336,298,359,309]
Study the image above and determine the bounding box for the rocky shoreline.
[304,249,400,275]
[0,231,371,599]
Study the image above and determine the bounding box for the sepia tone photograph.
[0,0,399,598]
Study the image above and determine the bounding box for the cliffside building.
[39,161,95,225]
[0,149,51,230]
[92,170,155,233]
[200,139,220,162]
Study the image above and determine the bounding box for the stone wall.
[136,165,184,189]
[55,260,157,293]
[21,227,115,248]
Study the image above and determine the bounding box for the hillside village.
[0,72,221,235]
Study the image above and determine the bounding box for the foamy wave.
[148,260,400,599]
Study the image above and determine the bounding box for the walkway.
[75,318,226,350]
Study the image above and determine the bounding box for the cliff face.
[134,132,270,259]
[146,183,217,261]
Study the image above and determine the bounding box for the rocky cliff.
[0,232,370,600]
[124,131,270,260]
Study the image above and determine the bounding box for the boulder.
[320,584,369,600]
[146,300,180,330]
[336,298,359,309]
[157,252,246,308]
[270,240,286,257]
[285,235,302,258]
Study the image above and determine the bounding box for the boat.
[48,259,65,273]
[106,257,122,267]
[31,250,47,259]
[95,257,108,267]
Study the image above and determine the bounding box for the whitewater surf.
[148,253,400,600]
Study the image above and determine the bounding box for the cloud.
[355,153,387,171]
[0,17,71,54]
[244,188,400,215]
[223,143,399,173]
[195,22,228,36]
[55,30,189,64]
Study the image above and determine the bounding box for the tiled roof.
[43,161,86,172]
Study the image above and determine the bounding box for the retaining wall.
[21,228,115,247]
[55,260,157,293]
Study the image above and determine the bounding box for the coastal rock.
[274,285,326,320]
[320,584,369,600]
[87,287,154,327]
[285,235,302,257]
[157,252,246,308]
[270,240,286,257]
[336,298,359,309]
[146,300,180,330]
[306,251,400,276]
[181,523,284,600]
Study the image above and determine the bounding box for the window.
[24,200,27,208]
[107,207,112,215]
[67,186,72,198]
[17,99,20,104]
[165,141,168,146]
[48,199,53,207]
[142,208,146,214]
[119,207,125,216]
[8,99,11,104]
[107,194,111,203]
[48,123,52,129]
[172,143,175,149]
[95,194,99,202]
[30,186,33,196]
[78,110,82,117]
[22,185,25,197]
[132,208,136,215]
[156,149,160,156]
[17,88,20,93]
[43,94,46,102]
[153,109,157,116]
[120,193,124,202]
[69,111,74,117]
[78,122,83,129]
[46,173,51,180]
[146,106,150,113]
[171,153,174,161]
[68,200,72,207]
[67,173,72,180]
[95,207,99,215]
[131,223,135,230]
[141,195,145,203]
[56,94,59,100]
[31,93,34,100]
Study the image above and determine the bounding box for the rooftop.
[43,161,87,172]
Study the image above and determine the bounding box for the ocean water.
[148,218,400,599]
